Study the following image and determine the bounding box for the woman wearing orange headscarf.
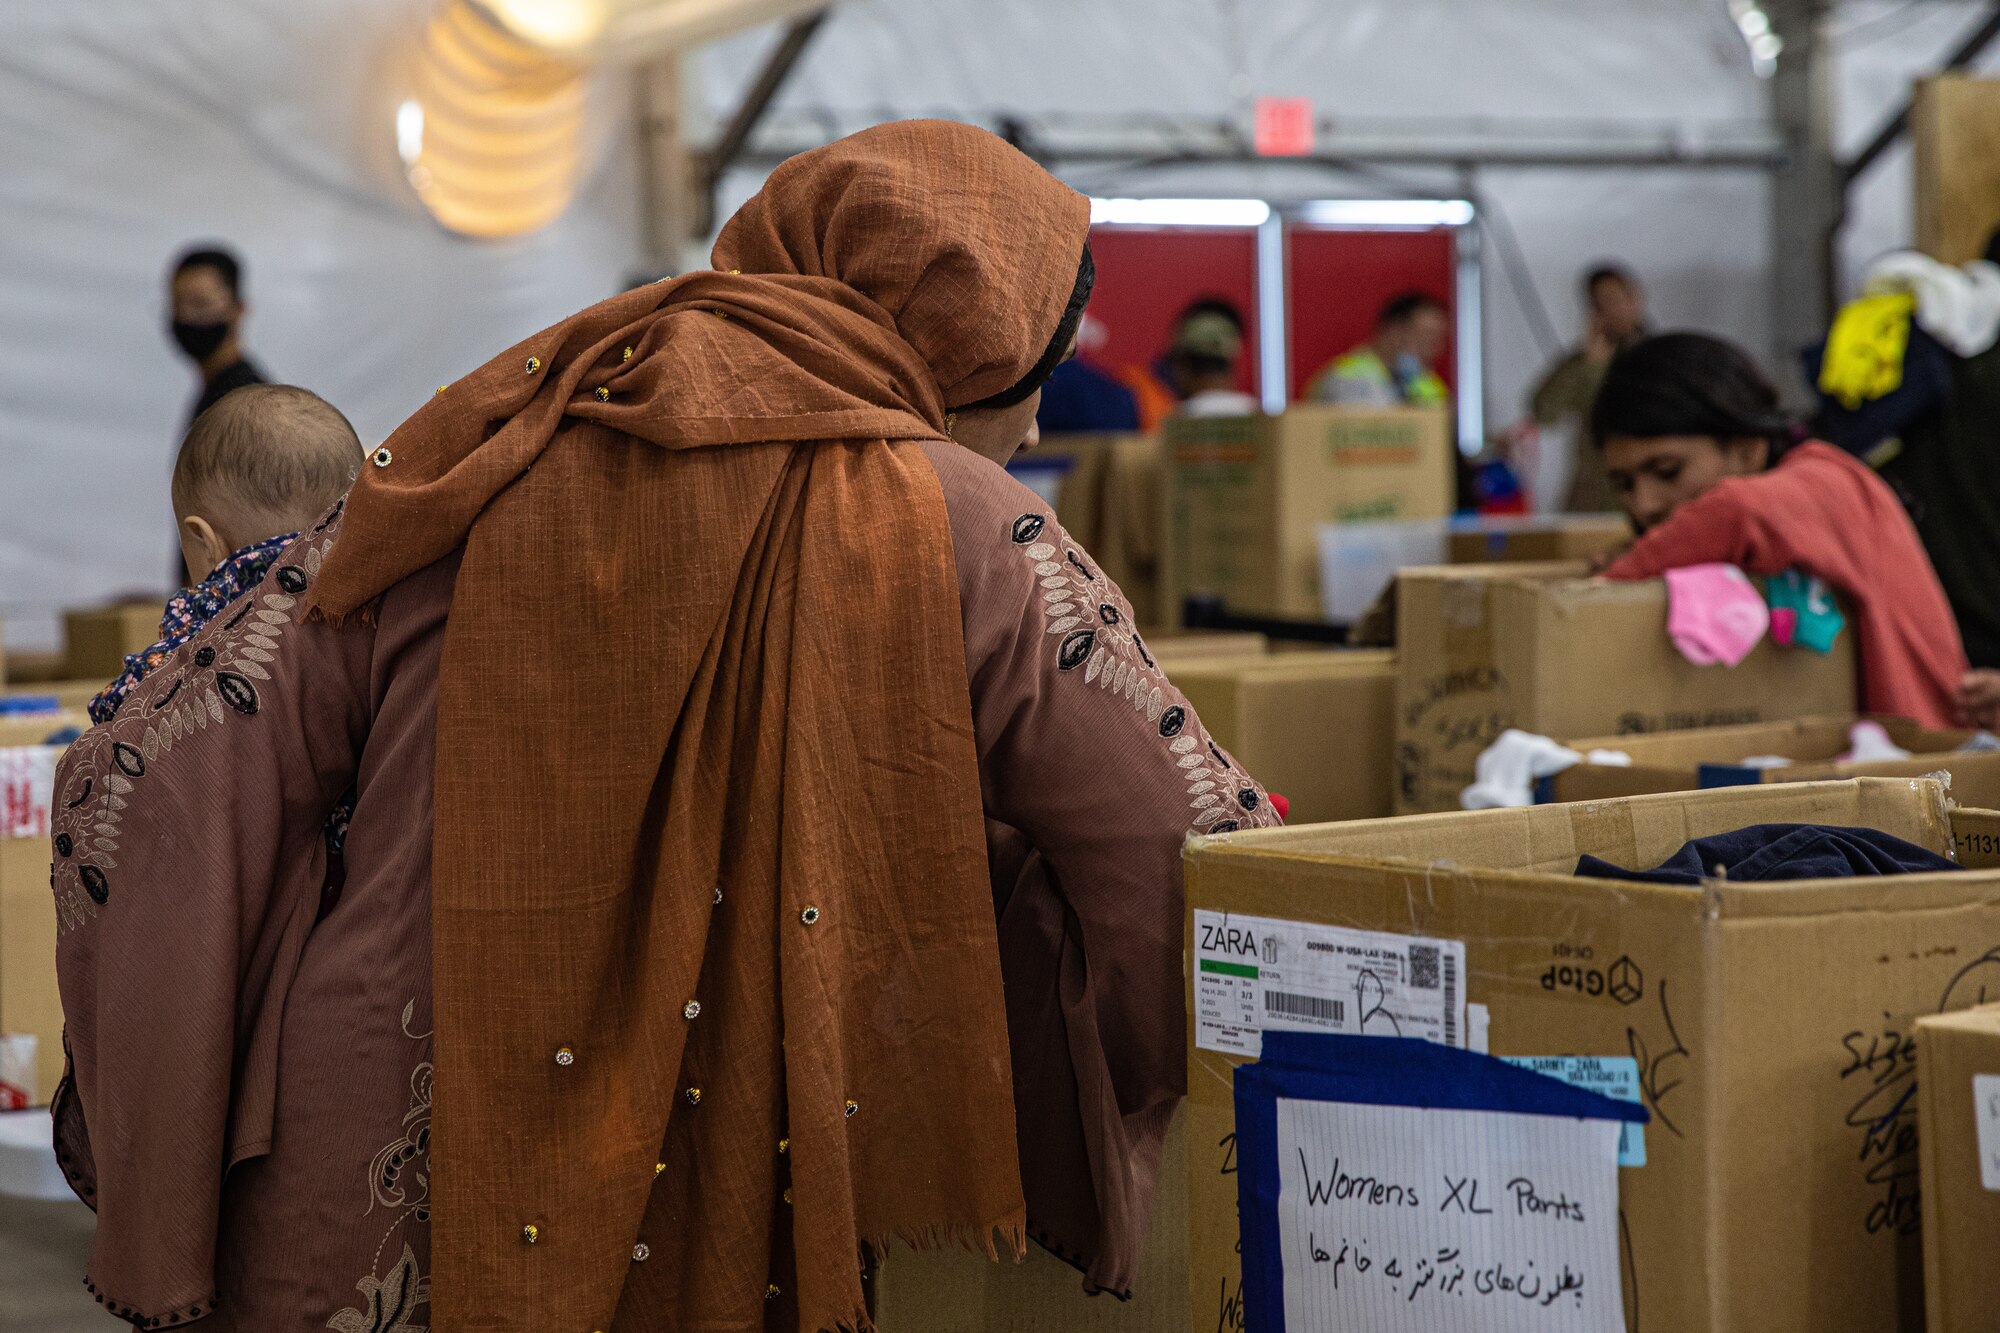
[50,121,1275,1332]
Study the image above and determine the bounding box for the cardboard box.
[1,649,68,685]
[1447,514,1631,565]
[1914,75,2000,266]
[1,734,67,1104]
[1186,777,2000,1333]
[1551,715,2000,809]
[872,1115,1189,1332]
[1142,632,1268,669]
[1952,806,2000,869]
[0,833,61,1104]
[64,602,165,685]
[1162,406,1452,623]
[1916,1002,2000,1333]
[1015,433,1163,627]
[1394,563,1857,813]
[1172,651,1394,824]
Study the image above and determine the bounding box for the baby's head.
[174,385,363,579]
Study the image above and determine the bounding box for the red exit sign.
[1254,97,1315,156]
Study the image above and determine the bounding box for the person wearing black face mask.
[169,245,266,423]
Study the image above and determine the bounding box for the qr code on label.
[1407,944,1440,990]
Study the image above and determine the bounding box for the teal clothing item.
[1767,569,1846,654]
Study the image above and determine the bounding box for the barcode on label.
[1265,990,1345,1024]
[1442,951,1458,1047]
[1408,943,1440,990]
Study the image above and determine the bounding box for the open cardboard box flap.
[1206,774,1952,878]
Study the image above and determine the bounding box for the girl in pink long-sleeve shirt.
[1590,332,1968,730]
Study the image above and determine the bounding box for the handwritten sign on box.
[1234,1032,1644,1333]
[1276,1099,1621,1330]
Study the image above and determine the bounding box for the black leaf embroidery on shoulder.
[274,566,308,594]
[1133,635,1155,669]
[216,673,260,716]
[111,743,145,778]
[1058,630,1097,672]
[1010,513,1046,545]
[65,779,91,810]
[1238,788,1261,811]
[1159,706,1186,738]
[1066,550,1096,580]
[150,680,182,711]
[1098,602,1121,625]
[55,833,72,858]
[79,866,109,906]
[1210,741,1233,770]
[221,605,253,633]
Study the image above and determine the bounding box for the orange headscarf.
[304,120,1091,1332]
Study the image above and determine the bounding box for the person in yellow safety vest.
[1308,290,1451,408]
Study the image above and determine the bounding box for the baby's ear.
[180,513,228,570]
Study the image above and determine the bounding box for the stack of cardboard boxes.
[0,708,81,1105]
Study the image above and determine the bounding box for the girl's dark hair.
[1590,331,1794,454]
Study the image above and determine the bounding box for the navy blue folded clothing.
[1576,823,1962,884]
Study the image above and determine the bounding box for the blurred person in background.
[1592,332,1966,730]
[1117,296,1248,428]
[1528,264,1647,511]
[1171,304,1259,417]
[1308,290,1449,408]
[169,245,266,424]
[1035,312,1141,432]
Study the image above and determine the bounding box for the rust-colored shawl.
[303,121,1090,1332]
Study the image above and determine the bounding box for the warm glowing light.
[473,0,608,52]
[399,0,590,237]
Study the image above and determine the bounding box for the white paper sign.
[1194,910,1467,1056]
[1975,1073,2000,1192]
[1275,1097,1624,1332]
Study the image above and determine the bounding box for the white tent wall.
[0,2,642,654]
[2,0,1994,651]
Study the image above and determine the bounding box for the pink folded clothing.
[1664,563,1770,668]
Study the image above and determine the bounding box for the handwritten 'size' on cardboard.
[1276,1098,1624,1331]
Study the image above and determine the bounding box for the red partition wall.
[1285,226,1456,401]
[1084,226,1260,394]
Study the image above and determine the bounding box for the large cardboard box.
[1916,1002,2000,1333]
[872,1117,1189,1332]
[1,734,67,1104]
[1186,778,2000,1333]
[1015,433,1163,627]
[1394,563,1857,813]
[1914,75,2000,266]
[1447,514,1631,565]
[1550,715,2000,808]
[1172,651,1394,824]
[1162,406,1451,623]
[64,602,165,685]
